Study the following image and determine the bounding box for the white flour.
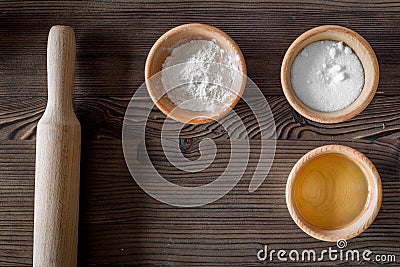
[291,40,364,112]
[161,40,239,112]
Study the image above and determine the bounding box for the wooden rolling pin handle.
[34,26,81,267]
[46,25,76,114]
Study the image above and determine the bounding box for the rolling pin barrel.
[33,26,81,267]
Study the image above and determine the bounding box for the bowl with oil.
[286,145,382,242]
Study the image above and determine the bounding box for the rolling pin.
[33,26,80,267]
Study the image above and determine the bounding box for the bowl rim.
[285,144,382,242]
[281,25,379,124]
[145,23,247,124]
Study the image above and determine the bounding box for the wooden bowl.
[286,145,382,242]
[281,25,379,123]
[145,23,247,124]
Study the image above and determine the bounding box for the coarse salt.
[290,40,364,112]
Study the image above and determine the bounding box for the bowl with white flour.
[281,25,379,123]
[145,23,247,124]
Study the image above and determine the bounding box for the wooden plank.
[0,2,400,97]
[1,1,399,265]
[0,140,398,265]
[1,95,399,141]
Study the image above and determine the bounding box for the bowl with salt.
[145,23,247,124]
[281,25,379,123]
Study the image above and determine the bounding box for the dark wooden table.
[1,1,399,266]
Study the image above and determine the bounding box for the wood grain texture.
[1,95,399,141]
[0,0,399,266]
[0,140,399,266]
[1,1,400,97]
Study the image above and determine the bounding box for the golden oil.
[293,153,369,230]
